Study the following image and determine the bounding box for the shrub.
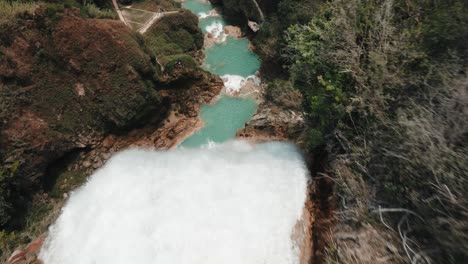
[145,35,184,56]
[83,2,116,19]
[251,0,317,66]
[264,79,302,110]
[0,230,19,259]
[0,162,20,228]
[144,11,203,57]
[163,54,197,74]
[0,0,36,26]
[284,0,468,262]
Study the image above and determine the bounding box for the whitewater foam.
[222,74,261,93]
[39,141,309,264]
[199,12,209,19]
[206,20,227,42]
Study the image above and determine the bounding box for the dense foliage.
[252,0,318,61]
[281,0,467,262]
[0,163,20,228]
[143,10,202,74]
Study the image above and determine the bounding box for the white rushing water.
[205,21,227,42]
[222,74,261,93]
[39,141,309,264]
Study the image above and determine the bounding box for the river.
[179,0,260,147]
[37,1,310,263]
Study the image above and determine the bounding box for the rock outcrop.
[237,80,305,142]
[237,102,304,141]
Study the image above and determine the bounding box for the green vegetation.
[0,0,36,26]
[163,54,197,74]
[0,162,28,260]
[0,154,88,261]
[82,1,116,19]
[0,162,20,228]
[143,10,203,75]
[48,170,87,199]
[130,0,181,12]
[145,11,203,55]
[264,80,302,110]
[0,230,20,258]
[0,0,117,21]
[276,0,468,262]
[250,0,317,71]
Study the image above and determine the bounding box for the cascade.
[39,1,310,263]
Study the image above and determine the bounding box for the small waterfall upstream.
[39,0,311,263]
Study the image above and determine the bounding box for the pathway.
[112,0,179,34]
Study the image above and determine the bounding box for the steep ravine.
[4,2,328,264]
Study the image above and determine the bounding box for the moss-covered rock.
[144,10,204,80]
[144,10,203,57]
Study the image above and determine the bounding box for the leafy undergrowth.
[0,0,37,26]
[144,10,203,77]
[83,1,116,19]
[282,0,468,263]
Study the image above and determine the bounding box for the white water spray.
[205,21,227,42]
[39,141,309,264]
[199,12,209,19]
[222,74,261,93]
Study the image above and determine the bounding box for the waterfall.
[39,141,309,264]
[39,0,310,262]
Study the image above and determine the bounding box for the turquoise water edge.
[179,0,261,148]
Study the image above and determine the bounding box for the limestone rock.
[237,103,305,142]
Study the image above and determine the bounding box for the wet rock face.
[237,103,304,142]
[237,81,305,143]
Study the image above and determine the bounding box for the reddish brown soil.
[307,152,335,264]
